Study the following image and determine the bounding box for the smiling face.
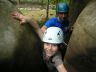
[43,43,59,57]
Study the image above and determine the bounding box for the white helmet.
[42,27,64,44]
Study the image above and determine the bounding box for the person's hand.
[11,11,39,30]
[11,11,31,24]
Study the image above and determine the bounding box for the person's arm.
[56,64,67,72]
[52,52,67,72]
[41,18,54,32]
[11,11,43,40]
[41,25,47,33]
[11,11,27,24]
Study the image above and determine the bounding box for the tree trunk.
[46,0,49,20]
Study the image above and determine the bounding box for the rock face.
[0,0,47,72]
[69,0,90,26]
[65,0,96,72]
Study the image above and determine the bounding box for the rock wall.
[0,0,47,72]
[69,0,90,26]
[65,0,96,72]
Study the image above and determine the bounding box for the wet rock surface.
[0,0,47,72]
[65,0,96,72]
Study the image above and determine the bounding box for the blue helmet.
[56,3,69,13]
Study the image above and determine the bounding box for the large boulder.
[0,0,47,72]
[69,0,90,26]
[65,0,96,72]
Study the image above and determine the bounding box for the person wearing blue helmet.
[56,3,69,13]
[41,2,69,34]
[12,2,70,34]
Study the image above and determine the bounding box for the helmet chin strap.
[64,41,68,47]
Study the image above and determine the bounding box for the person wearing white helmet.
[11,9,67,72]
[12,13,67,72]
[41,2,69,33]
[42,27,67,72]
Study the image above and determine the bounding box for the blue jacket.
[44,17,69,33]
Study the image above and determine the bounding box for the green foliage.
[38,21,45,27]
